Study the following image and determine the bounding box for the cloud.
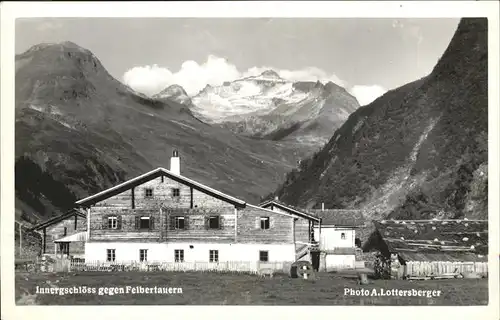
[122,55,345,97]
[122,55,385,106]
[349,85,387,106]
[35,20,64,32]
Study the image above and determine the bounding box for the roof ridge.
[75,167,246,207]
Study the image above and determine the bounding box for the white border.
[1,2,499,320]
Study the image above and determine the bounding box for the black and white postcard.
[1,1,499,320]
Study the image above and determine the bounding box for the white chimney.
[170,150,180,175]
[321,202,325,211]
[274,196,279,201]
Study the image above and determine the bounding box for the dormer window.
[145,188,153,198]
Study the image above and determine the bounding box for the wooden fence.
[66,260,293,273]
[405,261,488,277]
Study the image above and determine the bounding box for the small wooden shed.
[367,219,488,279]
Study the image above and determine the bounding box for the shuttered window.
[260,217,270,230]
[256,216,272,229]
[135,216,154,230]
[169,216,188,230]
[103,215,122,230]
[108,217,117,229]
[206,216,222,229]
[175,217,185,229]
[172,188,180,197]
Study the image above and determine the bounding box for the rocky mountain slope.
[269,18,488,223]
[189,70,360,147]
[153,84,194,107]
[15,42,308,222]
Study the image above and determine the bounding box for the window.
[145,188,153,198]
[140,217,150,229]
[208,216,220,229]
[341,232,346,240]
[174,216,185,229]
[108,216,118,229]
[172,188,180,197]
[355,238,362,248]
[260,217,270,230]
[175,249,184,262]
[107,249,116,262]
[59,243,69,255]
[63,227,67,236]
[259,251,269,262]
[209,250,219,263]
[139,249,148,262]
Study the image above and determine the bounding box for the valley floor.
[15,271,488,305]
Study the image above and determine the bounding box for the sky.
[15,17,460,106]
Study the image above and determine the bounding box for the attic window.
[145,188,154,198]
[341,233,346,240]
[172,188,180,197]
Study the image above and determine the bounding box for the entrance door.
[310,251,320,271]
[59,242,70,255]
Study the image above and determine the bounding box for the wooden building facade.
[76,151,318,267]
[29,209,87,258]
[259,199,321,262]
[259,200,362,271]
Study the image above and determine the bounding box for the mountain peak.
[154,84,192,106]
[158,84,188,96]
[21,41,89,56]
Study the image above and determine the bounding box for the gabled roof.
[373,219,488,260]
[246,203,298,219]
[29,209,86,231]
[75,167,246,208]
[306,209,365,227]
[258,200,320,222]
[54,231,88,243]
